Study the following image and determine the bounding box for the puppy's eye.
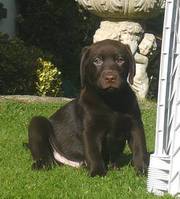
[116,57,125,65]
[93,57,103,66]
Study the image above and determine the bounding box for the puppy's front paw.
[89,162,107,177]
[135,162,148,175]
[133,156,149,175]
[31,159,53,170]
[109,162,121,170]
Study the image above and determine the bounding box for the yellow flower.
[35,57,62,96]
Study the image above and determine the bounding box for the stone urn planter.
[76,0,165,98]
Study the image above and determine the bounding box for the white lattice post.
[147,0,180,197]
[168,12,180,195]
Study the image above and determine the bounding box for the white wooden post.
[147,0,180,196]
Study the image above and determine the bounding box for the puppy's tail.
[28,116,54,170]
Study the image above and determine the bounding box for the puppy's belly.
[53,148,84,168]
[50,139,84,168]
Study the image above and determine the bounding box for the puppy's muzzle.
[100,70,120,89]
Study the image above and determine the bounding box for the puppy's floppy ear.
[125,45,136,85]
[80,46,90,88]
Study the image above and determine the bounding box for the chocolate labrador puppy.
[28,39,148,177]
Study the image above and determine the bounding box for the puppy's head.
[80,39,135,92]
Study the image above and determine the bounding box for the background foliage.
[0,33,62,96]
[0,33,43,95]
[17,0,100,96]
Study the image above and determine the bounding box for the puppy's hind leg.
[28,116,54,170]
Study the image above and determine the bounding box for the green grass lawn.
[0,100,173,199]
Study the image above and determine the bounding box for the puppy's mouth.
[104,86,119,92]
[97,80,121,92]
[100,84,120,92]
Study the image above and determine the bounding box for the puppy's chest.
[110,113,132,132]
[97,111,132,135]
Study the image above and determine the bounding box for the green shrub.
[36,58,62,96]
[0,33,62,96]
[17,0,100,92]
